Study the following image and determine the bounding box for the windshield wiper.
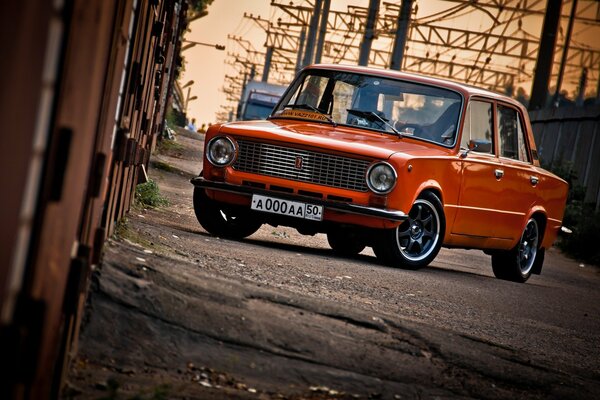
[347,109,402,137]
[284,103,337,127]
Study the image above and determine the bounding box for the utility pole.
[236,71,249,119]
[314,0,331,64]
[389,0,413,70]
[184,87,197,112]
[529,0,563,110]
[262,46,274,82]
[552,0,578,107]
[233,0,599,107]
[358,0,380,66]
[296,26,307,73]
[301,0,323,68]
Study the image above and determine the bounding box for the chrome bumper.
[190,177,407,222]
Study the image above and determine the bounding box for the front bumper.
[190,177,407,222]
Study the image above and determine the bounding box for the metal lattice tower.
[219,0,600,122]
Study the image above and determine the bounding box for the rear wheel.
[193,187,262,239]
[373,192,445,269]
[327,229,366,257]
[491,218,540,283]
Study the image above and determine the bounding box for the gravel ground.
[65,128,600,400]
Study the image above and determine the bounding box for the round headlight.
[207,136,236,166]
[367,162,397,194]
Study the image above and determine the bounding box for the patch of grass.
[134,180,168,209]
[114,217,130,239]
[112,216,169,255]
[151,160,177,173]
[113,218,154,248]
[156,138,184,155]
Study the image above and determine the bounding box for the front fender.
[386,155,460,216]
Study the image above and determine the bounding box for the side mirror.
[461,139,492,158]
[469,139,492,153]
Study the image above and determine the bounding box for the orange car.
[191,64,568,283]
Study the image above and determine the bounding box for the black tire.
[327,229,366,257]
[373,191,445,269]
[193,187,262,239]
[491,218,540,283]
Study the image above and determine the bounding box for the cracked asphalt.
[65,128,600,399]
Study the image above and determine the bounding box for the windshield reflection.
[271,70,463,146]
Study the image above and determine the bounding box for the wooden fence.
[0,1,187,397]
[530,105,600,210]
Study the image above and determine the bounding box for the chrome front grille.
[233,140,370,192]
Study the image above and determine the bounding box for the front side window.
[497,105,529,162]
[271,70,462,146]
[460,100,494,154]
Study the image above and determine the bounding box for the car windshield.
[271,69,463,146]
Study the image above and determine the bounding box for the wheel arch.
[415,180,444,205]
[415,185,447,243]
[528,207,547,248]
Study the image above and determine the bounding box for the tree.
[188,0,214,22]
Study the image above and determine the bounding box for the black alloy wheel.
[374,191,445,269]
[492,218,540,283]
[193,187,262,239]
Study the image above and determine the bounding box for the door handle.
[494,169,504,179]
[530,176,539,186]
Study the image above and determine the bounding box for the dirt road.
[66,128,600,399]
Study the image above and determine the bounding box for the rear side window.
[460,100,493,154]
[497,105,529,162]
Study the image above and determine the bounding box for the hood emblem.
[295,156,303,170]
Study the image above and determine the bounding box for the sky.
[180,1,271,125]
[180,0,394,124]
[179,0,599,125]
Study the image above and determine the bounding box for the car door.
[493,103,537,240]
[452,99,501,238]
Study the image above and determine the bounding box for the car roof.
[305,64,523,108]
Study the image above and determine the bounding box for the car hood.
[218,119,453,160]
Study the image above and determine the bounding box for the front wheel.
[193,187,262,239]
[491,218,540,283]
[373,192,445,269]
[327,229,366,257]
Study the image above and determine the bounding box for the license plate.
[251,194,323,221]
